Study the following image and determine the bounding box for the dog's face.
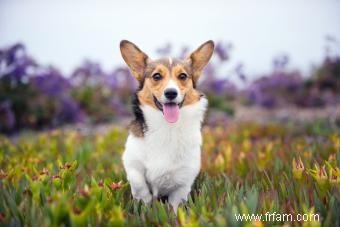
[120,40,214,123]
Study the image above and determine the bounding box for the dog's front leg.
[124,163,152,204]
[168,185,191,214]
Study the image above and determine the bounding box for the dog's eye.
[178,73,187,81]
[152,73,162,81]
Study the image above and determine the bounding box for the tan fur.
[138,64,170,108]
[120,40,149,82]
[120,40,214,110]
[187,40,214,83]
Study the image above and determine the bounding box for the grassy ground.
[0,120,339,226]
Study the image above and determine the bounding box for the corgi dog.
[120,40,214,212]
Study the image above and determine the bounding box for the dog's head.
[120,40,214,123]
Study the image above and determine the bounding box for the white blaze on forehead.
[161,79,183,103]
[168,57,172,65]
[165,79,179,91]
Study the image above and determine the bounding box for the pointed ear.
[120,40,149,82]
[187,40,214,82]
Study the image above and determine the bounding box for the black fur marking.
[138,78,145,90]
[188,68,196,88]
[192,79,197,88]
[131,92,146,135]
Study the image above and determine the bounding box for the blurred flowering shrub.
[0,43,339,133]
[0,44,83,132]
[301,56,340,107]
[199,43,339,110]
[0,44,135,133]
[245,55,340,108]
[246,67,304,108]
[198,42,237,115]
[70,61,135,123]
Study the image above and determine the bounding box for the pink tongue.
[163,104,179,123]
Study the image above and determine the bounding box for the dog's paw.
[140,192,152,204]
[168,187,190,215]
[132,187,152,204]
[169,197,186,215]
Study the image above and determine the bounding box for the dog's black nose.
[164,89,178,100]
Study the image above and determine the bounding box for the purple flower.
[109,66,137,91]
[0,43,37,83]
[178,46,189,59]
[71,60,106,86]
[272,55,289,70]
[0,101,15,131]
[31,68,71,97]
[55,97,85,124]
[199,74,237,96]
[2,43,25,65]
[235,63,247,82]
[246,70,304,108]
[111,96,129,116]
[215,42,232,62]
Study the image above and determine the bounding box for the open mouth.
[153,96,184,123]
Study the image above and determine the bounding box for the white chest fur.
[122,97,207,208]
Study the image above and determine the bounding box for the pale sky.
[0,0,339,83]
